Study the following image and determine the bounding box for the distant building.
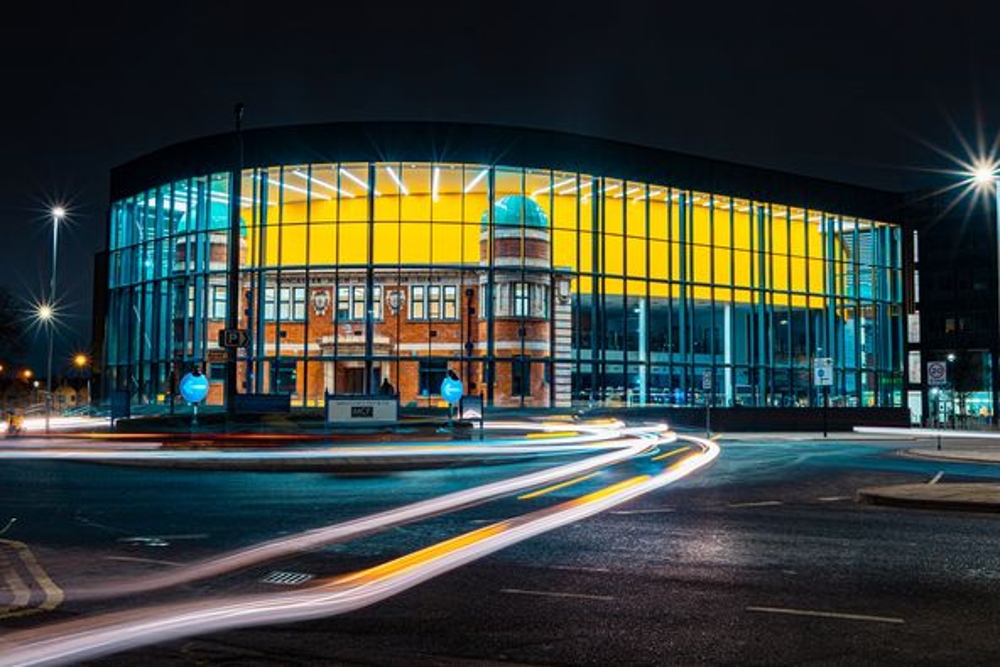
[102,122,909,411]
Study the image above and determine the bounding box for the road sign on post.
[813,358,834,386]
[218,328,250,348]
[927,361,947,386]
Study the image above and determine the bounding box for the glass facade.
[106,161,905,409]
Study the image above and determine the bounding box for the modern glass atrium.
[105,159,905,409]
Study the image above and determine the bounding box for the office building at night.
[103,122,907,412]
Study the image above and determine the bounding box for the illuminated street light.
[44,205,65,433]
[968,162,999,424]
[74,352,91,410]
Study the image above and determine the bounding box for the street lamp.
[966,163,999,424]
[44,205,65,433]
[73,352,90,411]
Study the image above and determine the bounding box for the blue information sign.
[440,376,464,405]
[179,372,210,403]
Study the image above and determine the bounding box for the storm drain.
[261,571,314,586]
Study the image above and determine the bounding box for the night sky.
[2,1,998,372]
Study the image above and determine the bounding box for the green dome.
[481,195,549,229]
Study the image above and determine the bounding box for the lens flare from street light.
[52,205,66,220]
[971,159,999,188]
[74,353,89,368]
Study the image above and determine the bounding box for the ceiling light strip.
[384,166,409,196]
[464,168,489,193]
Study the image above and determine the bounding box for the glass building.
[104,122,906,410]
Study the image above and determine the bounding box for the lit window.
[278,287,291,320]
[264,287,276,321]
[337,287,350,321]
[443,285,458,319]
[372,286,383,320]
[352,286,366,320]
[292,286,306,320]
[512,283,529,317]
[428,285,441,319]
[410,285,425,319]
[211,285,227,320]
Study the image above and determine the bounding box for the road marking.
[262,571,315,586]
[518,473,599,500]
[501,588,614,601]
[746,605,904,624]
[929,471,944,485]
[610,508,675,515]
[817,496,850,502]
[729,500,783,508]
[105,556,183,567]
[651,446,689,462]
[0,549,31,611]
[0,539,63,619]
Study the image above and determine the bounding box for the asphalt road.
[6,433,1000,664]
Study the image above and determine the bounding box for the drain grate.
[261,571,314,586]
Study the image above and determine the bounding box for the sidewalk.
[850,428,1000,513]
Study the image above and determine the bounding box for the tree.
[0,286,27,362]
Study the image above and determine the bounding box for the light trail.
[0,433,716,666]
[12,420,668,603]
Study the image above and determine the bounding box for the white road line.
[929,471,944,485]
[729,501,783,508]
[501,588,614,601]
[816,496,851,502]
[610,508,675,515]
[746,605,904,624]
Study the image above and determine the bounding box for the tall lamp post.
[74,353,91,412]
[44,206,65,433]
[971,165,999,425]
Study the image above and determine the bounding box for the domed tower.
[477,195,553,407]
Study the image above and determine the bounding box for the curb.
[856,484,1000,514]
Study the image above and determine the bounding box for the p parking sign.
[813,358,833,386]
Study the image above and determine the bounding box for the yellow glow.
[518,472,599,500]
[566,475,651,506]
[240,185,847,307]
[331,522,508,587]
[650,445,690,462]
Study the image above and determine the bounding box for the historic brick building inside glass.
[103,122,907,411]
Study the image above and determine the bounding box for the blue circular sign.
[179,372,210,403]
[440,376,464,405]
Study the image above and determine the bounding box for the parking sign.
[813,358,833,386]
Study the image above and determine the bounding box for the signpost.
[702,370,713,436]
[926,361,947,386]
[814,357,833,437]
[179,369,209,428]
[927,361,948,435]
[440,372,463,428]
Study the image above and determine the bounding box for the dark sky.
[2,1,998,372]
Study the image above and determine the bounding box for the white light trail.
[0,429,715,666]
